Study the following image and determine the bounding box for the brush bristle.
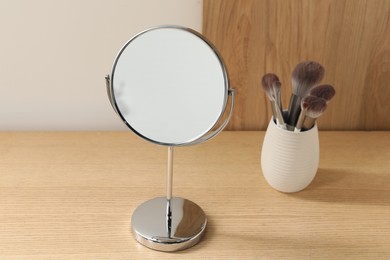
[302,96,327,118]
[291,61,325,97]
[301,100,309,110]
[273,81,281,92]
[273,81,282,99]
[261,73,280,100]
[309,84,336,101]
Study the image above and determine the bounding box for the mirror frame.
[106,25,234,146]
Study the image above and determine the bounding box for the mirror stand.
[107,26,234,252]
[131,146,207,252]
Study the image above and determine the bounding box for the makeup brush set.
[261,61,335,132]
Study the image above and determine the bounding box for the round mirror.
[109,26,231,146]
[105,26,235,252]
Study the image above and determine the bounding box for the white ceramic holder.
[261,118,319,193]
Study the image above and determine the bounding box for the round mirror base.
[131,197,207,252]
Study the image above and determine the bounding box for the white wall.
[0,0,202,130]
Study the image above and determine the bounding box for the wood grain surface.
[0,131,389,259]
[203,0,390,130]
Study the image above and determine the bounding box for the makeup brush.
[273,80,283,113]
[261,73,286,129]
[287,61,325,127]
[309,84,336,102]
[261,73,280,119]
[302,96,327,130]
[294,99,309,132]
[295,96,327,132]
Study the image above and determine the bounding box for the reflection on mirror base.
[131,197,207,252]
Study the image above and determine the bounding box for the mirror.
[107,26,233,146]
[105,26,234,252]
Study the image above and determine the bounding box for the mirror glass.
[110,26,229,146]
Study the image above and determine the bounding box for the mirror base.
[131,197,207,252]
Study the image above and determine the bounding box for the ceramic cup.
[261,118,319,193]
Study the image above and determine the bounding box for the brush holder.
[261,118,319,193]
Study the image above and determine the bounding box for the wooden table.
[0,131,389,259]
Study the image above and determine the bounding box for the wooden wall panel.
[203,0,390,130]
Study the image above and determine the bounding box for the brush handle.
[287,94,302,128]
[276,89,283,112]
[294,109,306,132]
[272,101,287,130]
[302,116,316,130]
[270,100,277,121]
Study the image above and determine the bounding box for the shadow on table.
[289,168,390,205]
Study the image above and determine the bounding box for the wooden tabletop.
[0,131,389,259]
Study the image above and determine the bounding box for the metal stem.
[166,146,174,238]
[167,146,174,200]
